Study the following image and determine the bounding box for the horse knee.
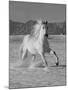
[50,50,54,55]
[50,49,58,57]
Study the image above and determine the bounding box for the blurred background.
[9,1,66,35]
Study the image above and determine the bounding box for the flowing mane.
[29,20,42,39]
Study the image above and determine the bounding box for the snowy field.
[9,35,66,89]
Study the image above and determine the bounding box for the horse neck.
[38,30,44,43]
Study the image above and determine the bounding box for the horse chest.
[28,40,42,54]
[33,40,43,53]
[23,35,43,54]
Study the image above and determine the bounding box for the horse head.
[30,20,47,39]
[42,20,48,37]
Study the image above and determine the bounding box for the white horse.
[19,20,59,68]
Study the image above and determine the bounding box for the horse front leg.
[50,49,59,66]
[40,53,48,67]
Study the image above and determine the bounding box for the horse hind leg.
[50,49,59,66]
[29,54,36,69]
[23,50,28,60]
[19,45,27,61]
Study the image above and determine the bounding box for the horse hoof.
[56,62,59,66]
[43,67,49,72]
[29,64,35,69]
